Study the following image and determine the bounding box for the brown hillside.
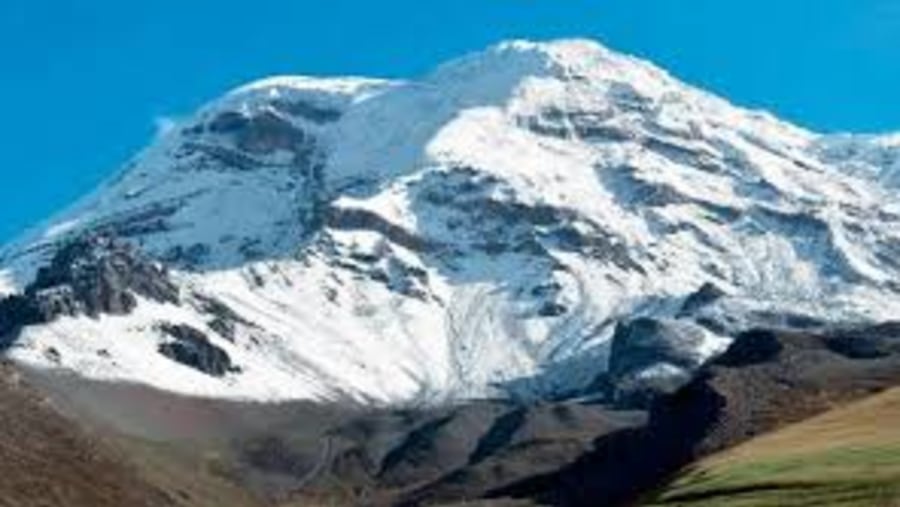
[0,361,175,507]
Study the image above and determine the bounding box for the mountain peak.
[478,38,635,74]
[2,39,900,404]
[426,38,677,101]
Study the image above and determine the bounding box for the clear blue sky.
[1,0,899,243]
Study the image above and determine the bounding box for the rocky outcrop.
[0,296,42,347]
[206,109,316,161]
[192,294,258,342]
[271,99,343,124]
[604,318,712,408]
[678,282,726,317]
[0,235,179,345]
[29,235,178,317]
[325,206,435,253]
[157,323,238,377]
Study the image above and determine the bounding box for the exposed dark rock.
[235,111,308,155]
[599,165,689,210]
[750,310,826,330]
[193,294,257,342]
[678,282,726,317]
[517,108,631,142]
[411,166,645,274]
[208,111,250,134]
[238,237,266,261]
[194,109,321,176]
[543,224,645,273]
[325,207,435,253]
[30,235,178,317]
[529,282,561,299]
[0,295,43,347]
[640,136,719,170]
[44,346,61,363]
[600,165,742,233]
[157,323,238,377]
[181,122,205,136]
[473,199,571,228]
[415,167,500,206]
[714,329,782,367]
[209,110,311,156]
[180,141,268,171]
[384,258,431,300]
[831,320,900,342]
[606,318,710,408]
[207,319,237,342]
[272,99,343,124]
[162,243,211,268]
[95,201,182,237]
[415,167,641,267]
[537,302,567,317]
[0,235,179,348]
[825,331,900,360]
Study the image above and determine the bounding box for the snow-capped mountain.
[2,39,899,404]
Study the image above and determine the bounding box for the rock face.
[28,235,179,317]
[0,296,42,347]
[605,318,719,408]
[1,39,900,403]
[677,282,726,318]
[0,235,178,344]
[157,323,238,377]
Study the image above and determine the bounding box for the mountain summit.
[1,39,899,404]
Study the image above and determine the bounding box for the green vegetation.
[648,388,900,507]
[650,445,900,506]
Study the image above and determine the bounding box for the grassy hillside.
[649,387,900,507]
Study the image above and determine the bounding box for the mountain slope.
[0,361,188,507]
[6,321,900,507]
[649,386,900,506]
[1,39,900,404]
[482,324,900,506]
